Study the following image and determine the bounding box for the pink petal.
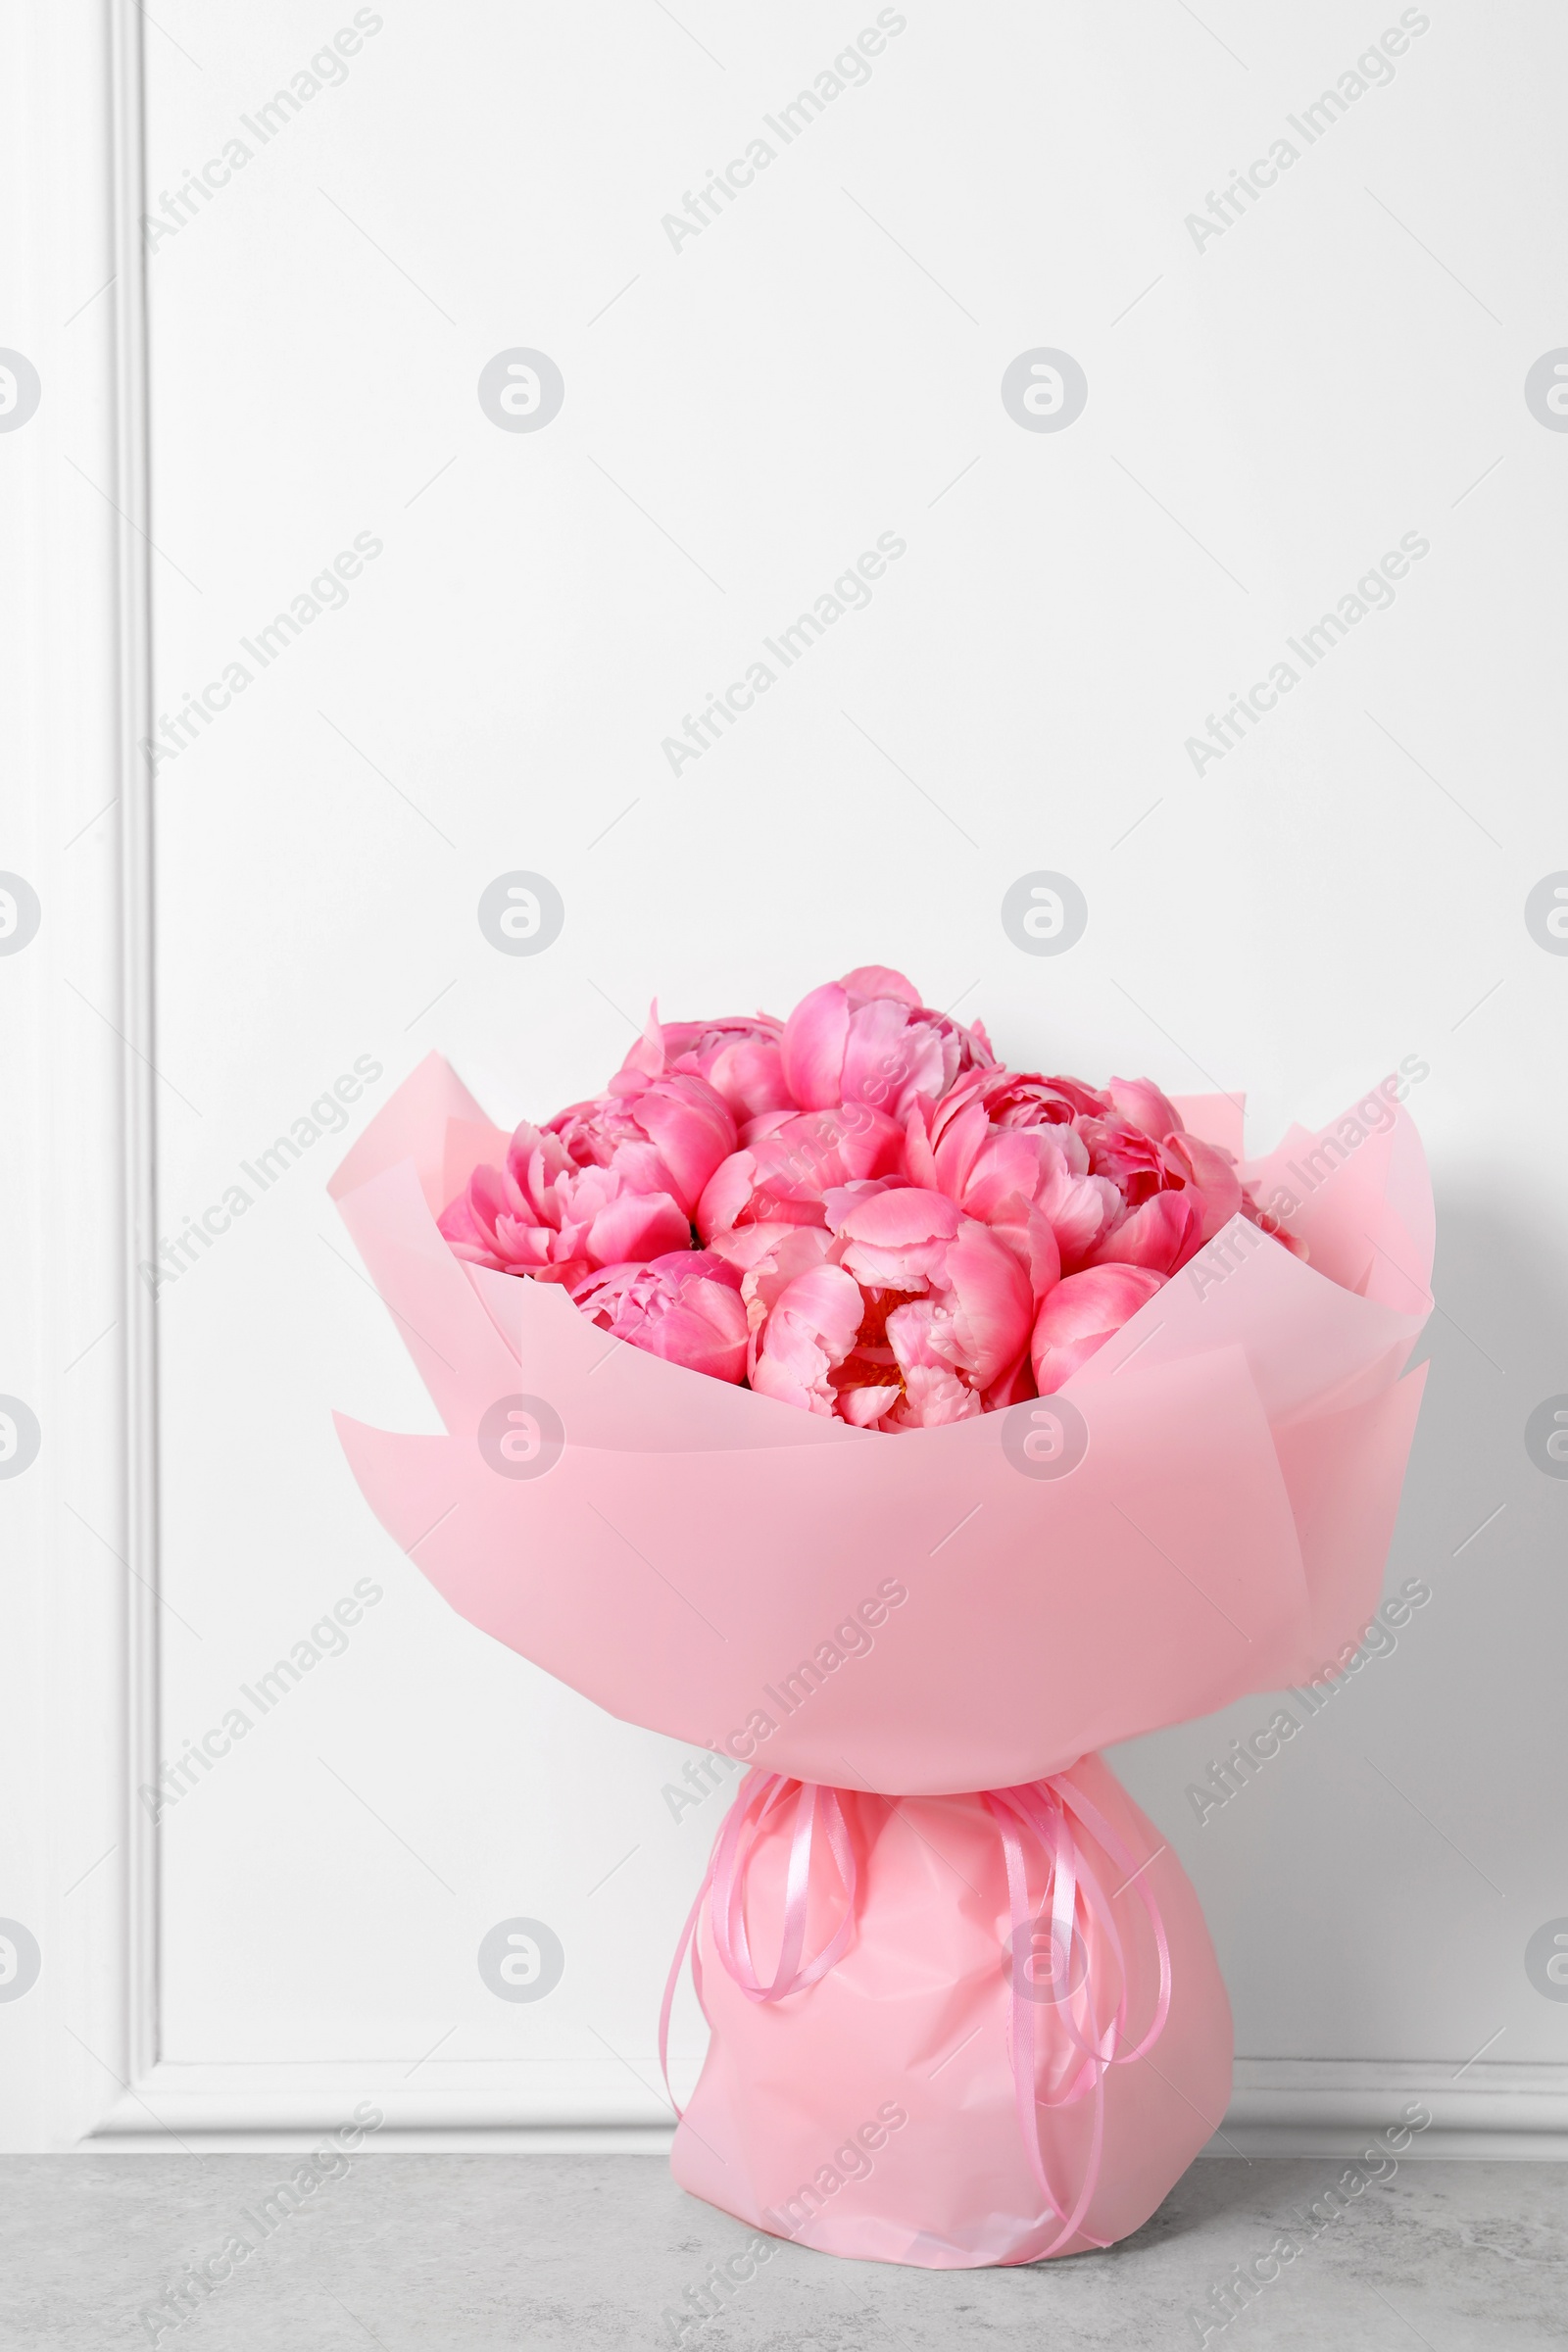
[889,1361,981,1427]
[1162,1132,1244,1242]
[1089,1190,1203,1275]
[700,1037,793,1121]
[437,1188,492,1254]
[1105,1075,1183,1141]
[840,996,940,1112]
[840,964,921,1006]
[930,1099,993,1202]
[839,1384,901,1427]
[826,1186,962,1249]
[584,1188,690,1267]
[956,1128,1047,1222]
[623,1073,736,1212]
[829,1185,963,1291]
[981,1198,1062,1306]
[941,1217,1035,1386]
[572,1250,748,1383]
[751,1263,864,1416]
[780,982,851,1111]
[1030,1264,1165,1394]
[616,1001,667,1083]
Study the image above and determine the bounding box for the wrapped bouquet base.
[665,1755,1231,2268]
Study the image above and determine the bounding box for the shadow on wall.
[1108,1181,1568,2060]
[1402,1182,1568,1602]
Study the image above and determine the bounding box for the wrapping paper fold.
[330,1054,1434,1797]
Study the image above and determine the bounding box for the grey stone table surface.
[0,2155,1563,2351]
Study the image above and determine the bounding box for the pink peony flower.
[696,1103,906,1241]
[1075,1115,1173,1209]
[905,1077,1108,1284]
[612,1004,793,1127]
[880,1303,981,1428]
[546,1069,737,1217]
[825,1184,963,1290]
[825,1185,1035,1427]
[750,1261,865,1417]
[976,1067,1107,1129]
[572,1251,748,1384]
[439,1124,690,1286]
[1030,1264,1165,1395]
[780,966,994,1120]
[965,1065,1248,1276]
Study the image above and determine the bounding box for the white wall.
[4,0,1566,2150]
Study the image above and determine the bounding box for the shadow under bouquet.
[331,966,1433,2269]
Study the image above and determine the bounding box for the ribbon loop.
[659,1770,857,2111]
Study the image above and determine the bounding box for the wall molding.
[75,2056,1568,2159]
[1221,2057,1568,2159]
[110,0,164,2116]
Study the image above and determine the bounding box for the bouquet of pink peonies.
[330,967,1433,2270]
[437,964,1292,1424]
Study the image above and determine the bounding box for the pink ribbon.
[982,1776,1173,2255]
[660,1769,1172,2260]
[658,1773,858,2092]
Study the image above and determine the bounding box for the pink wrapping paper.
[329,1055,1433,1795]
[669,1757,1231,2267]
[328,1054,1432,2268]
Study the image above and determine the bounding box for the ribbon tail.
[659,1854,715,2123]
